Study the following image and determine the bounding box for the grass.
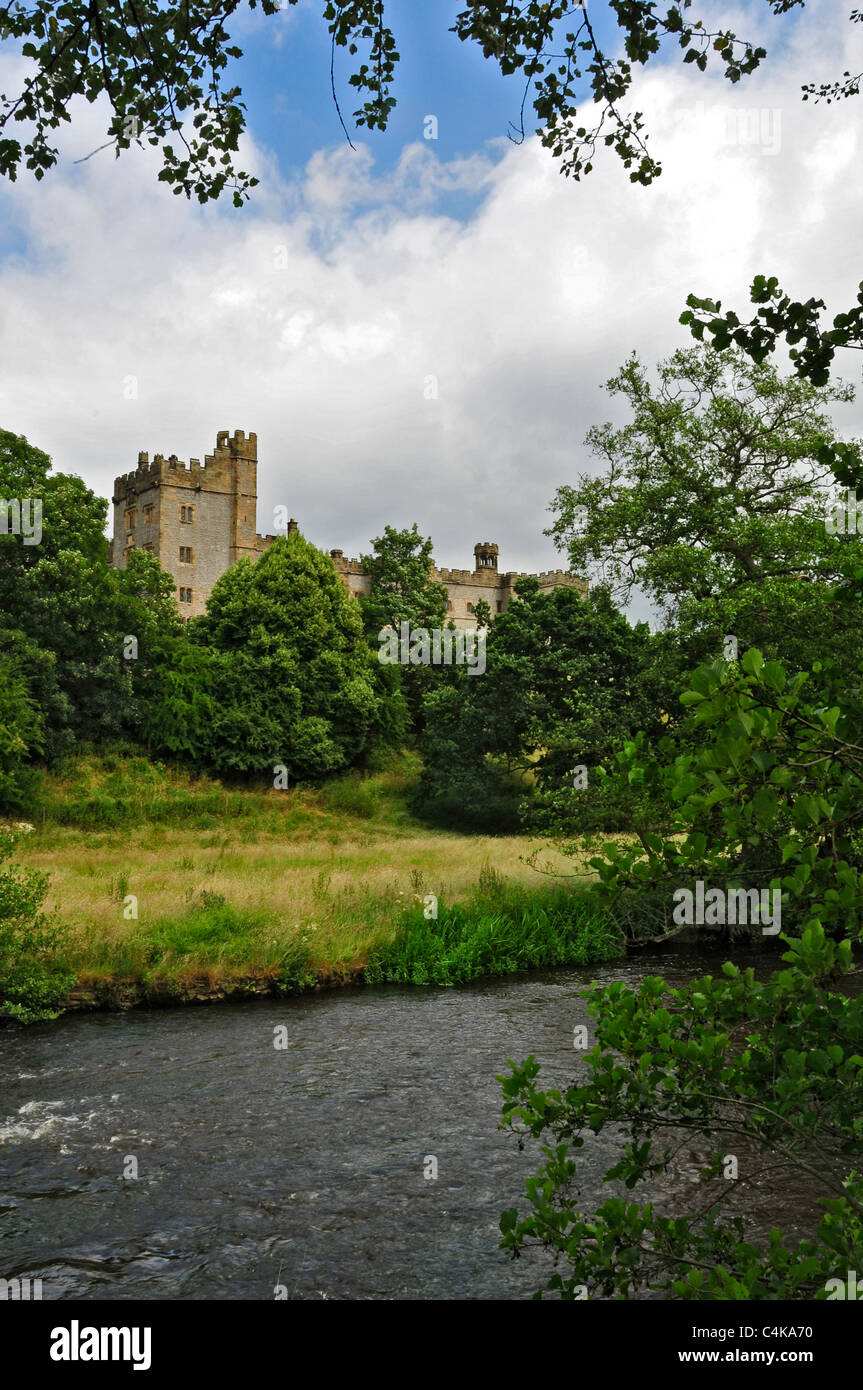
[6,749,619,1011]
[364,889,622,986]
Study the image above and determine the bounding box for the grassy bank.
[4,750,620,1018]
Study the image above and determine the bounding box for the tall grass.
[30,747,421,831]
[364,889,622,986]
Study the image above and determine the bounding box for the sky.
[0,1,862,608]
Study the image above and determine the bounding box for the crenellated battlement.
[330,551,365,573]
[113,430,258,502]
[535,570,586,586]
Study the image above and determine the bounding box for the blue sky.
[232,0,618,188]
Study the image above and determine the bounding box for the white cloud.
[0,7,861,608]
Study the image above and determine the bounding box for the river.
[0,944,815,1300]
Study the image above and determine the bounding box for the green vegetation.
[0,751,612,1017]
[0,831,74,1023]
[499,930,863,1300]
[365,888,621,987]
[490,348,863,1300]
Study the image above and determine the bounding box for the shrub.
[0,831,73,1022]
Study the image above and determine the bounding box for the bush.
[0,831,73,1022]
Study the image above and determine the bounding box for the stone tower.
[111,429,274,619]
[473,541,499,571]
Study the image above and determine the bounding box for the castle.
[111,429,587,626]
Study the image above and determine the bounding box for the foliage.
[577,647,863,944]
[0,428,177,748]
[547,347,860,627]
[359,522,447,636]
[500,335,863,1297]
[358,522,447,736]
[0,0,830,201]
[189,531,384,778]
[499,930,863,1299]
[364,886,621,987]
[0,648,43,810]
[418,578,660,832]
[0,830,73,1022]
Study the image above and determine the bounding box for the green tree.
[191,531,384,778]
[473,597,492,630]
[0,430,190,753]
[499,341,863,1296]
[499,647,863,1298]
[0,829,73,1022]
[0,650,43,810]
[549,348,858,614]
[499,929,863,1299]
[418,578,659,831]
[359,523,447,638]
[548,347,863,678]
[359,523,448,738]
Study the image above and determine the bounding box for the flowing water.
[0,945,819,1300]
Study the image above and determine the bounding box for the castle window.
[179,545,193,564]
[143,504,154,524]
[124,507,136,529]
[180,505,195,524]
[496,600,502,612]
[467,603,474,614]
[178,587,193,604]
[446,601,453,612]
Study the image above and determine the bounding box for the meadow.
[10,749,620,1009]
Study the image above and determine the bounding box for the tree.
[418,577,659,831]
[358,523,448,737]
[548,347,863,675]
[0,828,73,1021]
[0,1,822,203]
[0,428,136,744]
[473,597,492,630]
[498,646,863,1297]
[498,341,863,1294]
[550,348,858,610]
[499,929,863,1300]
[190,531,384,778]
[358,523,447,637]
[0,649,43,809]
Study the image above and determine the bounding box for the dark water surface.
[0,946,806,1300]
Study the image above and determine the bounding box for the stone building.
[329,544,586,630]
[111,429,586,623]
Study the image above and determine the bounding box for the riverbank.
[4,751,622,1020]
